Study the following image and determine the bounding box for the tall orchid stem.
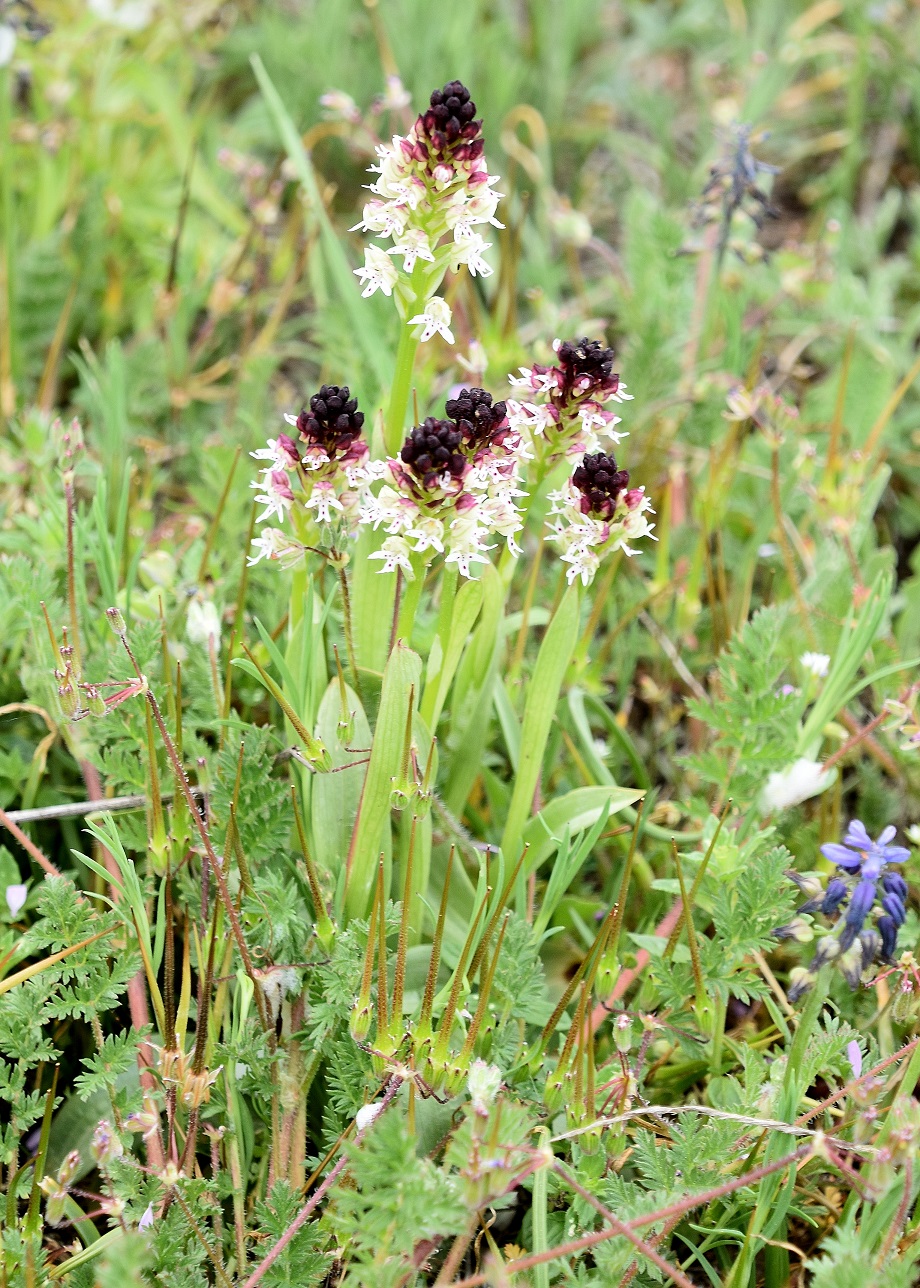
[64,476,82,678]
[384,320,421,456]
[336,564,361,697]
[396,554,426,642]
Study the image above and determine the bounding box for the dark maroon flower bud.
[444,386,508,452]
[572,451,630,518]
[399,417,467,490]
[296,384,366,460]
[556,338,616,391]
[419,81,483,160]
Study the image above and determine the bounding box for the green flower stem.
[396,554,427,643]
[500,582,581,909]
[727,968,829,1288]
[336,564,361,698]
[420,563,458,725]
[384,318,421,456]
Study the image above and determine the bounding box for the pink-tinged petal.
[846,1040,862,1079]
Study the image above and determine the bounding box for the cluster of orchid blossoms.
[352,80,502,338]
[505,337,655,585]
[249,383,381,569]
[248,80,654,586]
[362,386,526,579]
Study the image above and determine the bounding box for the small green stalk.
[416,848,454,1049]
[350,865,380,1043]
[388,817,416,1039]
[291,787,335,952]
[396,552,427,643]
[531,1129,551,1288]
[431,895,489,1068]
[384,319,422,456]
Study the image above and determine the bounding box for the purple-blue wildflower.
[779,820,912,1002]
[820,821,909,956]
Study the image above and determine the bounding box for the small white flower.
[449,229,493,278]
[561,544,601,586]
[356,1101,383,1133]
[138,1203,155,1231]
[760,758,834,813]
[251,436,299,470]
[407,516,445,554]
[186,600,221,648]
[350,199,408,239]
[468,1059,502,1115]
[409,297,454,344]
[369,535,414,576]
[247,528,306,569]
[251,468,295,523]
[5,884,27,917]
[800,651,830,679]
[304,480,344,523]
[88,0,155,29]
[0,24,15,67]
[354,245,399,298]
[387,227,434,273]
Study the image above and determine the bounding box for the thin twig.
[638,612,707,702]
[0,805,61,877]
[2,788,205,825]
[448,1144,812,1288]
[553,1160,698,1288]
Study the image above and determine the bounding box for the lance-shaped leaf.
[251,55,392,391]
[421,576,484,729]
[312,677,372,887]
[522,785,643,875]
[345,642,422,920]
[500,583,581,868]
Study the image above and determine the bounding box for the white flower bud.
[186,599,221,648]
[468,1059,502,1115]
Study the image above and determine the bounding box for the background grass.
[3,0,920,1283]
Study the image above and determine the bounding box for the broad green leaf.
[350,526,399,674]
[500,583,581,865]
[312,679,372,888]
[493,676,521,774]
[522,785,643,873]
[345,641,422,920]
[421,576,483,729]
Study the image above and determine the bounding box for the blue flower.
[782,821,913,1002]
[820,820,910,954]
[820,821,909,878]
